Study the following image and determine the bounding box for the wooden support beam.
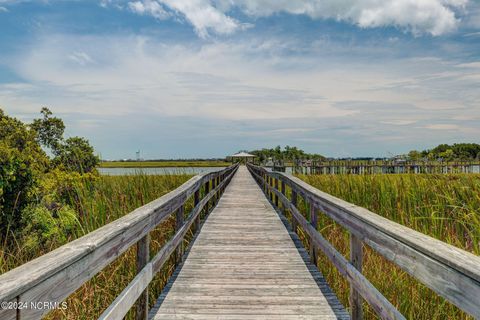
[309,203,318,266]
[136,234,150,320]
[291,189,298,233]
[204,181,210,215]
[175,205,184,265]
[350,234,363,320]
[274,178,279,208]
[194,189,200,231]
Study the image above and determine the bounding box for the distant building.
[229,152,256,164]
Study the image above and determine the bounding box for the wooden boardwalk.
[2,164,479,320]
[149,166,348,319]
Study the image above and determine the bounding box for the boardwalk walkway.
[149,166,348,319]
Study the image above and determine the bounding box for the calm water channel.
[98,167,227,176]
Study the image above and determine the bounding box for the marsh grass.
[0,173,193,319]
[292,173,480,319]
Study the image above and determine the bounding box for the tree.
[31,107,65,152]
[408,150,422,161]
[31,108,99,173]
[439,149,455,161]
[54,137,100,173]
[0,109,49,231]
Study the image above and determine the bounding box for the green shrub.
[20,204,79,252]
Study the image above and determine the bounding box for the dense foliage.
[0,173,192,320]
[249,145,325,163]
[408,143,480,161]
[0,107,99,249]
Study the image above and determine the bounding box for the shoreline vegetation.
[296,173,479,319]
[99,160,231,168]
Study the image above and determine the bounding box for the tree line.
[407,143,480,161]
[249,146,325,163]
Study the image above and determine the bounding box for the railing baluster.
[194,189,200,231]
[309,203,318,266]
[205,180,210,214]
[175,205,185,265]
[274,178,279,207]
[214,177,217,203]
[136,234,150,320]
[270,177,274,202]
[291,189,298,233]
[350,234,364,320]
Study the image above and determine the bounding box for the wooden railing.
[0,164,238,320]
[247,163,480,320]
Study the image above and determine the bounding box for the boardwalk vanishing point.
[149,166,348,319]
[0,164,480,320]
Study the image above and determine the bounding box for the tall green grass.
[0,173,193,319]
[296,173,480,319]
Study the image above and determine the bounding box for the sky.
[1,0,480,159]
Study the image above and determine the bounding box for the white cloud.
[381,119,418,125]
[0,6,8,12]
[2,32,480,157]
[124,0,468,36]
[126,0,243,37]
[235,0,467,36]
[68,51,94,66]
[424,124,459,130]
[128,0,169,19]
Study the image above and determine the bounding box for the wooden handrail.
[247,163,480,319]
[0,164,239,320]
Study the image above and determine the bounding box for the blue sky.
[1,0,480,159]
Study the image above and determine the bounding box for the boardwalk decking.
[2,165,479,319]
[149,166,348,319]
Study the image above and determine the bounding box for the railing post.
[194,189,200,231]
[274,178,279,208]
[175,205,184,265]
[309,202,318,266]
[136,234,150,320]
[205,180,210,214]
[269,176,274,202]
[263,173,268,196]
[281,180,286,214]
[350,234,363,320]
[291,190,298,233]
[212,177,217,204]
[264,174,267,192]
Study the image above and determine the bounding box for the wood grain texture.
[349,234,363,320]
[0,165,238,320]
[248,164,480,319]
[150,166,348,320]
[250,167,404,320]
[136,235,150,320]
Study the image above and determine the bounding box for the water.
[98,167,227,176]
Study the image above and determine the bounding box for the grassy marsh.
[295,173,480,319]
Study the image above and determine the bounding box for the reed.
[0,173,192,319]
[296,173,480,319]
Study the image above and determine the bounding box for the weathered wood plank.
[136,235,150,320]
[350,234,363,320]
[99,264,153,320]
[150,166,348,319]
[249,166,404,320]
[248,164,480,319]
[0,165,238,319]
[175,205,185,265]
[0,299,17,320]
